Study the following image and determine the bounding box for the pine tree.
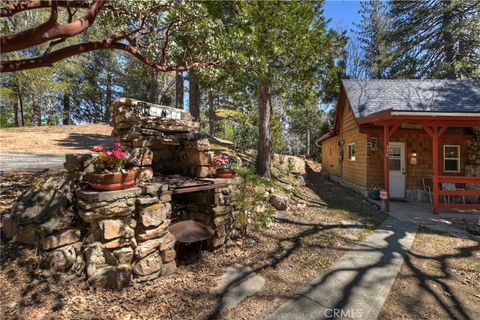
[354,1,392,79]
[388,0,480,79]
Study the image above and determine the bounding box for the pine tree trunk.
[63,94,71,125]
[189,70,200,121]
[104,73,112,122]
[31,94,41,126]
[14,84,24,127]
[306,120,311,159]
[442,0,456,79]
[255,80,272,178]
[208,90,216,136]
[147,70,158,103]
[175,71,183,109]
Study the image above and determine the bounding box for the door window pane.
[389,159,401,171]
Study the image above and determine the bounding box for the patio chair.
[422,177,433,204]
[441,182,466,204]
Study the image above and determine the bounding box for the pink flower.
[112,149,125,159]
[91,144,104,152]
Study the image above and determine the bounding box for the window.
[348,143,356,161]
[444,145,460,172]
[329,148,332,156]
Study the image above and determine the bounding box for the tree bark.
[104,72,112,122]
[14,83,24,127]
[147,70,158,103]
[63,94,70,125]
[306,115,311,158]
[442,0,456,79]
[31,94,41,126]
[1,0,105,54]
[255,80,273,178]
[1,1,91,17]
[175,71,183,109]
[208,90,216,136]
[189,70,200,121]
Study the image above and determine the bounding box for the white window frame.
[443,145,460,173]
[348,143,356,161]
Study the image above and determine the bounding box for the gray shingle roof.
[342,79,480,119]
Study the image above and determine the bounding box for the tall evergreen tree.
[388,0,480,79]
[354,0,392,79]
[212,1,343,177]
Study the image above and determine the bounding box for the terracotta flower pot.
[216,168,236,179]
[86,170,136,191]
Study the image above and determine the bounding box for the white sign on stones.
[143,104,182,120]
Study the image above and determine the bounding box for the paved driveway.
[0,151,65,172]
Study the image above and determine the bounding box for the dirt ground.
[379,228,480,320]
[0,124,113,154]
[0,163,387,320]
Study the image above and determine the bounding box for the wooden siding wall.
[321,135,340,176]
[321,99,368,187]
[367,132,468,189]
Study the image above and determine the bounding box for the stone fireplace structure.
[4,98,241,289]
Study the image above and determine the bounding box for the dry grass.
[0,124,112,154]
[379,227,480,320]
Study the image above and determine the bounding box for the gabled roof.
[342,79,480,119]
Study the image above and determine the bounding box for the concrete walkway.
[372,199,479,239]
[267,217,418,320]
[0,151,65,172]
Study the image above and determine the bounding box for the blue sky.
[323,0,362,34]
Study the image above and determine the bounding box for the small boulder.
[269,194,289,211]
[135,238,162,259]
[160,249,176,263]
[84,242,107,277]
[136,219,171,241]
[98,219,134,241]
[11,177,74,227]
[139,203,168,227]
[158,232,176,251]
[41,229,81,251]
[133,251,162,276]
[112,246,134,265]
[44,244,77,271]
[87,265,132,289]
[126,148,153,167]
[161,260,177,276]
[64,154,96,172]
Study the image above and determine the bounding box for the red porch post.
[423,125,448,214]
[383,123,400,212]
[384,125,390,212]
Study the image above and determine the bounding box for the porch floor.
[370,199,480,239]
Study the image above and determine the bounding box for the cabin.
[317,79,480,214]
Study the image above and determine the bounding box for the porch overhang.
[363,111,480,215]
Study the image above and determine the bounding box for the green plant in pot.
[87,143,135,191]
[211,153,241,178]
[368,185,382,200]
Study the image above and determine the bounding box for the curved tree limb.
[0,38,219,72]
[1,0,105,54]
[0,0,91,17]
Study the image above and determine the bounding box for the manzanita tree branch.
[0,38,219,72]
[0,0,91,17]
[1,0,105,53]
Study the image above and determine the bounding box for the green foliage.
[353,0,392,79]
[354,0,480,79]
[255,207,275,228]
